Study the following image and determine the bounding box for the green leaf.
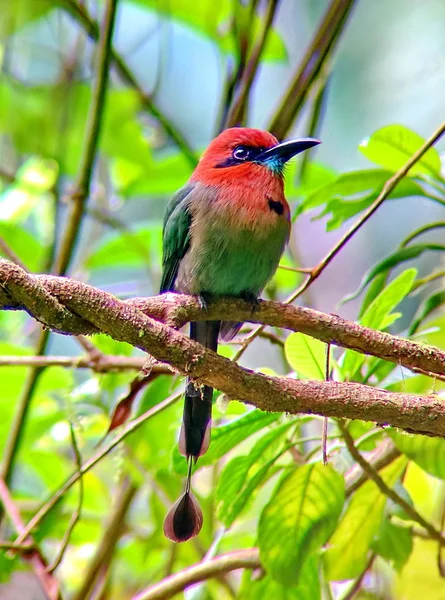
[286,160,338,208]
[373,520,413,571]
[346,246,443,302]
[304,169,390,211]
[392,432,445,479]
[172,409,280,474]
[259,463,344,586]
[0,222,44,271]
[409,290,445,335]
[0,83,151,176]
[342,269,417,380]
[216,421,296,526]
[357,272,387,318]
[239,556,321,600]
[360,268,417,330]
[359,125,441,176]
[86,224,156,269]
[325,456,406,580]
[284,333,326,380]
[117,152,195,196]
[302,169,422,229]
[325,178,422,230]
[0,550,18,583]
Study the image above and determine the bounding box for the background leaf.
[359,124,441,175]
[324,456,407,580]
[259,463,344,586]
[284,333,326,380]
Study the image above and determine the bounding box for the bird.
[160,127,320,542]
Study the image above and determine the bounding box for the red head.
[190,127,320,189]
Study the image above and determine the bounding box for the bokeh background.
[1,0,445,598]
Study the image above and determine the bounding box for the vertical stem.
[268,0,357,139]
[54,0,119,276]
[0,0,119,497]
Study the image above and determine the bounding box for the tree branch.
[132,548,261,600]
[1,259,444,380]
[345,438,401,496]
[1,259,445,438]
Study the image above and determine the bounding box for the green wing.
[160,183,194,293]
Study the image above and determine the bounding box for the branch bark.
[132,549,261,600]
[1,260,444,379]
[1,259,445,438]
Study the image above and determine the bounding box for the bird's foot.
[240,291,261,314]
[197,292,212,311]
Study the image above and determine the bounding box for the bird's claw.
[197,293,212,311]
[240,291,261,314]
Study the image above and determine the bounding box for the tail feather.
[220,320,242,341]
[179,320,220,458]
[165,320,220,543]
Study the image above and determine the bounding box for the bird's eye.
[232,146,251,161]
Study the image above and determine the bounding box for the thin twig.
[132,548,261,600]
[0,540,34,551]
[15,392,180,545]
[0,354,171,372]
[47,423,84,573]
[339,421,445,545]
[290,117,445,301]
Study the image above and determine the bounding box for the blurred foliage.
[0,0,445,599]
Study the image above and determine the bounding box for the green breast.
[177,215,290,297]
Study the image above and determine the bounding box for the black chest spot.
[268,198,284,216]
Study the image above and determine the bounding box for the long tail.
[179,320,220,459]
[163,320,220,543]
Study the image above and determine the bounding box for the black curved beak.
[257,137,321,165]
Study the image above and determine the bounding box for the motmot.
[160,127,320,541]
